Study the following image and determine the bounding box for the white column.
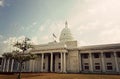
[31,60,33,72]
[7,59,10,72]
[32,60,35,72]
[36,59,38,72]
[3,58,6,72]
[29,60,32,72]
[11,59,14,72]
[89,53,93,72]
[101,52,105,72]
[27,61,29,72]
[79,53,82,71]
[30,60,32,72]
[41,53,44,72]
[50,53,53,72]
[63,52,66,73]
[114,52,119,72]
[61,53,63,72]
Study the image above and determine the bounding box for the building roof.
[32,42,67,51]
[79,43,120,50]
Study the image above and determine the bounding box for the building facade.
[0,22,120,74]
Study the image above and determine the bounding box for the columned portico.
[37,51,67,73]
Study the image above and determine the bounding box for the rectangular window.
[95,66,100,70]
[44,55,45,59]
[117,53,120,57]
[83,54,89,59]
[107,66,113,70]
[58,63,61,69]
[93,53,99,58]
[105,53,111,58]
[106,62,112,70]
[84,66,89,70]
[0,58,2,65]
[43,63,45,69]
[59,53,61,58]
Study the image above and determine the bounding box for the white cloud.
[42,35,49,41]
[31,36,39,45]
[0,0,4,7]
[3,35,40,52]
[65,0,120,46]
[32,22,37,26]
[0,35,3,39]
[78,40,88,46]
[34,20,65,44]
[4,0,120,47]
[39,26,44,32]
[99,24,120,44]
[34,0,120,46]
[3,37,17,52]
[3,37,17,45]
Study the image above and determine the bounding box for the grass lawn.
[0,73,120,79]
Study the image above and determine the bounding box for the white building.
[1,22,120,74]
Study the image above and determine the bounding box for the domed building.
[59,21,74,42]
[1,22,120,74]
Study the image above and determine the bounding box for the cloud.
[3,37,17,45]
[3,35,40,52]
[32,22,37,26]
[65,0,120,46]
[3,37,17,52]
[32,0,120,46]
[31,36,39,45]
[2,0,120,47]
[0,0,4,7]
[39,26,44,32]
[0,35,3,39]
[99,24,120,44]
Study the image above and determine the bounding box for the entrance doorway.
[46,53,55,72]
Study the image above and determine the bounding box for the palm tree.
[2,37,37,79]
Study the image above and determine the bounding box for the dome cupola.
[59,21,74,42]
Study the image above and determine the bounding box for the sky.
[0,0,120,54]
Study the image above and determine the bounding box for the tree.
[2,37,37,79]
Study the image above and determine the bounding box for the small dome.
[59,21,74,42]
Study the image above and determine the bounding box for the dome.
[59,21,74,42]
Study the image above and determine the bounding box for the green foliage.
[2,37,38,79]
[2,52,14,59]
[13,38,33,51]
[2,37,37,63]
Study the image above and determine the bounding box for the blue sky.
[1,0,120,53]
[0,0,74,37]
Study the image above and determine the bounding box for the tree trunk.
[18,62,22,79]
